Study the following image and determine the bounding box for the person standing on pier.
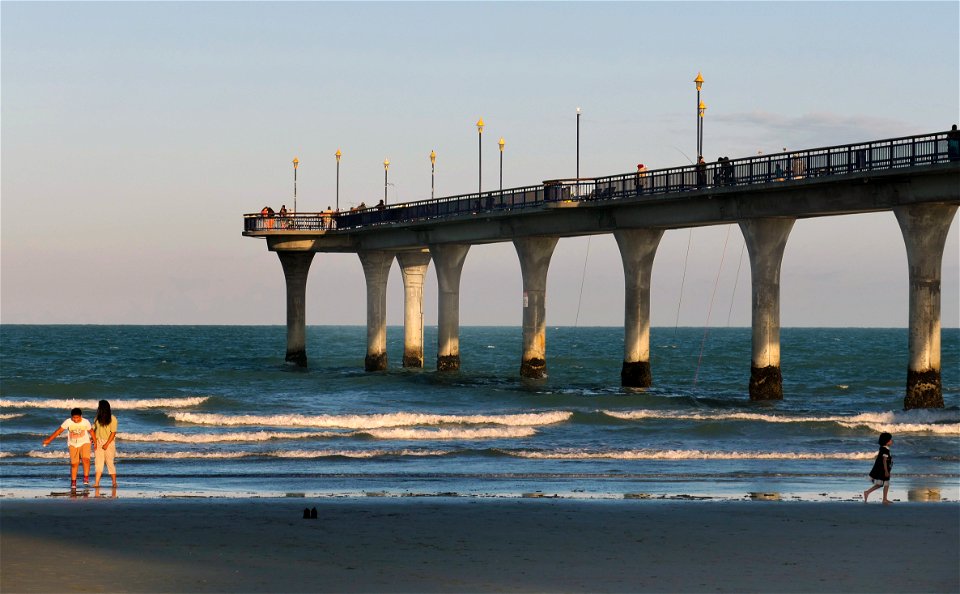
[947,124,960,161]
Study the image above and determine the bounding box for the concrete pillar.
[514,236,560,379]
[430,244,470,371]
[276,251,315,367]
[895,203,958,409]
[358,251,395,371]
[614,229,665,387]
[397,249,432,368]
[739,218,796,401]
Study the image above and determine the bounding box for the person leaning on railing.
[260,205,275,229]
[948,125,960,161]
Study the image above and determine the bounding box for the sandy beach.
[1,497,957,593]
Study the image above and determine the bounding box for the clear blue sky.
[2,1,957,327]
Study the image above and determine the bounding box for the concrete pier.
[277,252,315,367]
[739,218,795,400]
[430,244,470,371]
[358,250,395,371]
[614,229,664,387]
[397,249,432,368]
[894,203,958,409]
[514,236,559,379]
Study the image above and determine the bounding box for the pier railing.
[244,130,956,233]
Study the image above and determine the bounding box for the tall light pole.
[694,72,703,160]
[576,106,581,182]
[383,158,390,204]
[292,157,299,213]
[498,137,505,191]
[476,117,484,195]
[430,150,436,199]
[699,101,707,160]
[334,149,342,211]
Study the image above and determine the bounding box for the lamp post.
[335,149,341,211]
[292,157,299,213]
[576,107,581,182]
[476,117,484,195]
[383,158,390,204]
[699,101,707,160]
[430,150,436,200]
[694,72,704,160]
[498,137,505,191]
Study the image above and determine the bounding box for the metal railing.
[243,130,957,233]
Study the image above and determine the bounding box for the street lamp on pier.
[699,101,707,160]
[576,107,581,182]
[383,158,390,204]
[498,137,505,191]
[335,149,341,211]
[430,150,437,199]
[693,72,704,159]
[476,117,484,195]
[292,157,299,213]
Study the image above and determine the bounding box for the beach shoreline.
[2,497,957,593]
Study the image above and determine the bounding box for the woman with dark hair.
[92,400,118,488]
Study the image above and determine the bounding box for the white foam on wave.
[602,409,960,435]
[364,426,537,440]
[25,448,446,460]
[0,413,25,420]
[505,449,874,460]
[169,410,572,429]
[121,430,348,443]
[0,397,209,410]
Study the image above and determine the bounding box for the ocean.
[1,325,957,501]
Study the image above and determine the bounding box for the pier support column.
[358,251,395,371]
[514,236,560,379]
[739,218,796,401]
[614,229,665,387]
[277,252,316,367]
[397,249,432,368]
[430,244,470,371]
[895,203,958,409]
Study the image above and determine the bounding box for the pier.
[244,130,960,409]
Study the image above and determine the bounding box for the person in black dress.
[863,432,893,504]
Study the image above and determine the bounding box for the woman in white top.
[92,400,119,488]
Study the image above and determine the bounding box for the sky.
[2,1,958,328]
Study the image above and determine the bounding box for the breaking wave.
[0,397,210,410]
[169,411,571,429]
[502,449,874,460]
[121,426,536,443]
[26,449,448,460]
[602,409,960,436]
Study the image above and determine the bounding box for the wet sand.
[1,498,957,593]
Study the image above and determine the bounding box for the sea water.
[1,325,957,501]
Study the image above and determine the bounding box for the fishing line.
[573,236,592,327]
[671,147,696,342]
[694,224,732,386]
[673,229,693,340]
[727,240,746,327]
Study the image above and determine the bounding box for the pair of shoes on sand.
[302,507,318,519]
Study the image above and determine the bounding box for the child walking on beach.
[864,432,893,504]
[92,400,118,488]
[42,407,95,490]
